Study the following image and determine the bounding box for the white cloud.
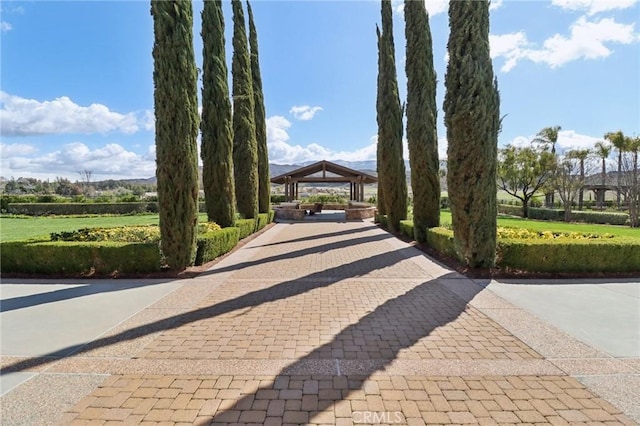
[266,115,377,164]
[1,21,12,32]
[489,0,504,11]
[491,17,639,71]
[0,92,140,136]
[489,32,530,72]
[551,0,639,16]
[0,142,37,157]
[142,110,155,132]
[424,0,448,16]
[506,130,603,152]
[289,105,323,121]
[1,141,156,181]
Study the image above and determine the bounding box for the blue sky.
[1,0,639,181]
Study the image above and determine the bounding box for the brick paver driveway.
[1,220,637,425]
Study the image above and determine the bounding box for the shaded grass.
[0,214,209,242]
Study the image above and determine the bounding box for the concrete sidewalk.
[1,219,638,425]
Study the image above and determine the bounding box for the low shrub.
[236,218,257,240]
[498,238,640,273]
[7,202,154,216]
[51,225,161,243]
[271,194,286,204]
[425,227,458,259]
[399,220,414,239]
[498,204,629,225]
[1,240,162,275]
[256,213,270,232]
[195,227,239,265]
[375,213,388,227]
[425,227,640,273]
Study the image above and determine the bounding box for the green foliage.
[498,238,640,273]
[444,0,499,268]
[271,194,287,203]
[151,0,200,270]
[302,194,348,204]
[399,220,414,239]
[201,0,236,228]
[498,145,554,218]
[376,0,407,232]
[7,202,155,216]
[1,240,162,276]
[256,212,270,231]
[426,227,640,273]
[425,227,458,259]
[235,218,257,239]
[497,204,629,225]
[50,226,160,243]
[247,1,270,214]
[232,0,259,220]
[404,0,440,240]
[195,227,239,265]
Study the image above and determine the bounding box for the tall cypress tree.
[232,0,258,219]
[405,0,440,242]
[151,0,199,270]
[443,0,500,268]
[201,0,236,228]
[376,0,407,233]
[247,1,270,214]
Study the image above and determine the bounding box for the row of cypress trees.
[152,0,269,270]
[377,0,499,267]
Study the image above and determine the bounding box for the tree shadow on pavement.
[0,235,446,376]
[204,271,482,424]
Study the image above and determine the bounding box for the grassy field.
[0,214,209,242]
[1,211,637,242]
[423,210,639,239]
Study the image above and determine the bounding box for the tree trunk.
[522,198,529,218]
[563,201,572,222]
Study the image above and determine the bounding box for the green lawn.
[2,211,638,242]
[0,214,209,242]
[437,210,638,239]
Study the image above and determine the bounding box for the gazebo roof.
[270,160,378,184]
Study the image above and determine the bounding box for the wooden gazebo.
[270,160,378,202]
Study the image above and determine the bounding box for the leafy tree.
[593,140,611,209]
[605,130,628,206]
[552,153,594,222]
[568,148,590,210]
[497,145,554,218]
[533,125,561,207]
[533,125,562,154]
[151,0,200,270]
[443,0,500,268]
[404,0,439,241]
[247,1,270,214]
[376,0,407,233]
[232,0,259,219]
[619,136,640,227]
[201,0,236,227]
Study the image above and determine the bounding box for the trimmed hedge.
[6,202,210,216]
[498,204,629,225]
[425,227,640,273]
[1,210,275,276]
[399,220,414,239]
[7,202,153,216]
[498,238,640,273]
[425,227,458,259]
[236,219,257,240]
[195,227,240,265]
[0,240,162,275]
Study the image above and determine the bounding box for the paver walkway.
[1,220,638,425]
